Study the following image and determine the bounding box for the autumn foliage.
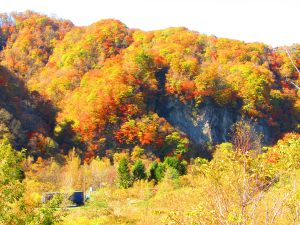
[0,11,299,161]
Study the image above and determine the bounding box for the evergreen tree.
[155,163,166,182]
[164,156,187,176]
[149,161,166,183]
[117,157,133,188]
[132,159,146,181]
[149,161,158,182]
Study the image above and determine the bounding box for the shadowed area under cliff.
[0,66,58,150]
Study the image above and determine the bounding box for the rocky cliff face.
[156,96,273,148]
[157,97,237,145]
[153,68,274,156]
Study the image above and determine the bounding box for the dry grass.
[59,166,300,225]
[59,174,207,225]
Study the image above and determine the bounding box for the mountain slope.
[0,11,299,160]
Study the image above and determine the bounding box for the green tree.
[164,156,187,176]
[155,163,166,182]
[0,137,63,225]
[149,161,166,183]
[0,137,25,224]
[117,157,133,188]
[148,161,158,182]
[162,132,189,157]
[132,160,147,181]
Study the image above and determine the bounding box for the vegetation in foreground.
[1,127,299,224]
[59,132,300,225]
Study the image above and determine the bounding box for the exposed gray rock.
[156,96,273,147]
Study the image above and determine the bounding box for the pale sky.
[0,0,299,47]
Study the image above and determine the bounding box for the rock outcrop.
[157,96,273,148]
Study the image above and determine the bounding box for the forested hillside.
[0,11,299,160]
[0,11,299,225]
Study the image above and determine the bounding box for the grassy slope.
[61,169,300,225]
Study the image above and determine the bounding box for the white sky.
[0,0,299,47]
